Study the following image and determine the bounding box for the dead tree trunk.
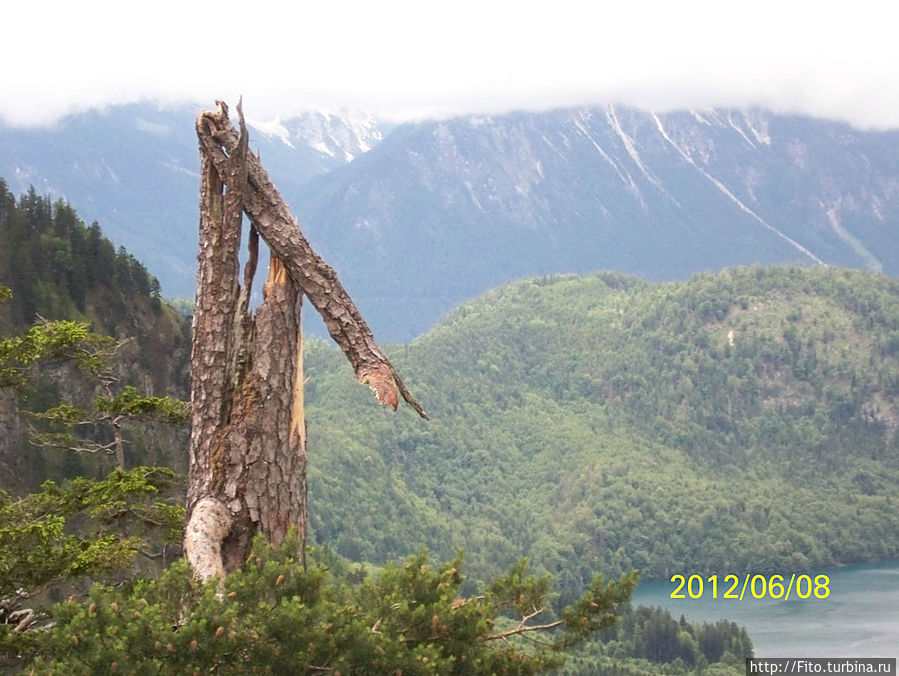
[185,101,425,581]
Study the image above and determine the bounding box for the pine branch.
[485,606,563,642]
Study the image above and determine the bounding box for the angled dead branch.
[195,101,427,419]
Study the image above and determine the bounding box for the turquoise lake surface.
[631,559,899,657]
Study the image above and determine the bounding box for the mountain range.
[0,102,380,303]
[2,102,898,340]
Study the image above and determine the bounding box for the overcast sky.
[4,0,899,128]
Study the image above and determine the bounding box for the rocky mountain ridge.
[0,102,381,298]
[292,105,899,338]
[3,102,898,341]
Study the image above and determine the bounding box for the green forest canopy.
[0,179,162,329]
[0,179,191,484]
[303,265,899,590]
[9,182,899,673]
[0,178,190,398]
[0,182,781,673]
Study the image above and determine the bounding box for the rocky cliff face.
[293,106,899,339]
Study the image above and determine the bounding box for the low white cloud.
[3,0,899,128]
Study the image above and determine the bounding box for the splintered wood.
[185,100,425,581]
[195,100,426,419]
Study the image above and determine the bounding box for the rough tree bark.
[185,101,426,581]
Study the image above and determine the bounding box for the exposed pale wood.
[183,497,231,581]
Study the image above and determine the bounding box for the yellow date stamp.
[669,573,831,600]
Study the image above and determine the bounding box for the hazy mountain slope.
[303,266,899,589]
[4,103,899,341]
[0,102,383,298]
[295,107,899,340]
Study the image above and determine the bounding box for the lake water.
[632,559,899,657]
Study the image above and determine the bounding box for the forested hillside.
[304,266,899,590]
[3,182,891,671]
[0,185,755,675]
[0,179,190,486]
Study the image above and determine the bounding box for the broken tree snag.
[225,254,306,571]
[186,101,308,580]
[185,104,245,575]
[186,252,306,578]
[187,99,425,582]
[195,102,427,420]
[184,101,245,579]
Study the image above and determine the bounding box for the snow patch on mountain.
[653,112,825,266]
[570,112,636,196]
[606,105,654,181]
[163,161,200,179]
[606,105,681,206]
[135,118,171,137]
[825,203,883,272]
[248,109,382,161]
[290,109,382,162]
[247,117,295,149]
[725,111,758,149]
[743,111,772,146]
[464,180,485,211]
